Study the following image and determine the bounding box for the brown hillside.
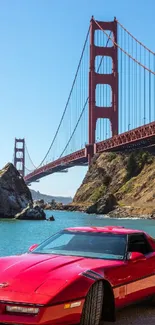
[72,151,155,217]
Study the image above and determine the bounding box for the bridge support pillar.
[87,17,118,164]
[14,138,25,177]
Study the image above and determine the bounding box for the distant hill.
[30,189,72,204]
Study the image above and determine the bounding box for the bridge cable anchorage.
[93,18,155,75]
[59,32,112,158]
[116,20,155,55]
[35,26,90,168]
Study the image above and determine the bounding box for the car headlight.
[6,305,39,314]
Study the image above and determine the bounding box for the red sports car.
[0,226,155,325]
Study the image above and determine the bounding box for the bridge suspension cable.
[25,142,37,170]
[116,20,155,55]
[93,18,155,75]
[59,32,112,157]
[35,26,90,168]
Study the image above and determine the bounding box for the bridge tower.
[86,17,118,163]
[14,138,25,177]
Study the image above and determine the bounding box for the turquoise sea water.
[0,210,155,257]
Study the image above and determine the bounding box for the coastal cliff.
[66,150,155,218]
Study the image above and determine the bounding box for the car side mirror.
[127,251,146,261]
[28,244,38,252]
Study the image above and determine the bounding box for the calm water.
[0,210,155,257]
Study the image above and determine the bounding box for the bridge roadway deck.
[24,121,155,184]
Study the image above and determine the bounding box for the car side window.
[128,234,153,255]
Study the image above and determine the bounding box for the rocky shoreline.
[107,207,155,219]
[58,206,155,220]
[40,198,155,220]
[0,163,55,221]
[1,150,155,221]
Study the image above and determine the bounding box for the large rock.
[47,215,55,221]
[33,199,45,209]
[86,193,117,214]
[44,200,63,210]
[44,203,53,210]
[0,163,32,218]
[15,204,46,220]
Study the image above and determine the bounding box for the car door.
[123,233,155,304]
[108,233,155,308]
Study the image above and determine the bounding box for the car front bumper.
[0,299,85,325]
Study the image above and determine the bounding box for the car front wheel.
[149,294,155,306]
[80,281,104,325]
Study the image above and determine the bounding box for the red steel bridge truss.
[13,17,155,184]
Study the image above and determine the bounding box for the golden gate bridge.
[13,17,155,184]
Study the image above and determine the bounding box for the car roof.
[66,226,144,235]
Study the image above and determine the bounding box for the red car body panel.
[0,226,155,324]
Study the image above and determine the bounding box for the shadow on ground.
[103,304,155,324]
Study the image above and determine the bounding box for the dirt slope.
[72,150,155,217]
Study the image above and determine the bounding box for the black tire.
[149,295,155,306]
[80,281,104,325]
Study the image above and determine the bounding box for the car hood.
[0,253,122,296]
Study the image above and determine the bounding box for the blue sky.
[0,0,155,198]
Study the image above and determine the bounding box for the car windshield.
[31,230,127,260]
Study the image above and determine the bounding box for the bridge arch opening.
[96,84,112,108]
[16,142,23,149]
[96,118,112,142]
[94,30,113,47]
[95,56,112,74]
[16,162,23,172]
[15,151,23,159]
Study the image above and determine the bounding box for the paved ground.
[103,304,155,325]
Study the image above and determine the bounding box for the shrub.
[108,152,117,162]
[126,150,154,180]
[90,184,106,202]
